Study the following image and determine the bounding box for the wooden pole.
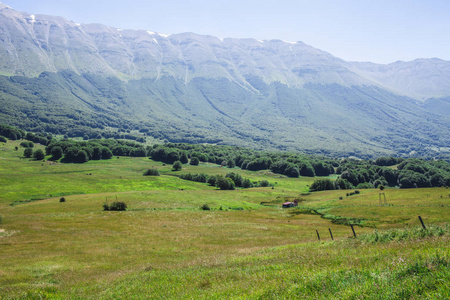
[350,224,356,238]
[329,228,334,240]
[316,230,320,241]
[418,216,426,230]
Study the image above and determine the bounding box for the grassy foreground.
[0,140,449,299]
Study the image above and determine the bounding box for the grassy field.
[0,140,449,299]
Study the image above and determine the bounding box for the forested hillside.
[0,4,449,158]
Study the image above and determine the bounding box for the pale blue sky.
[2,0,450,64]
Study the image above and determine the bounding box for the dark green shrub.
[143,169,160,176]
[310,179,335,192]
[190,157,200,165]
[109,201,127,211]
[242,178,253,188]
[216,176,235,190]
[207,175,217,186]
[59,197,66,202]
[226,172,243,187]
[24,148,33,158]
[20,141,34,148]
[49,146,63,160]
[259,180,270,187]
[172,160,182,171]
[201,204,210,211]
[104,202,127,211]
[0,136,6,143]
[33,149,45,160]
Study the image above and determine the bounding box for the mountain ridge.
[0,3,449,158]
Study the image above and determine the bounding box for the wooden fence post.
[316,230,320,241]
[418,216,426,230]
[329,228,334,240]
[350,224,356,238]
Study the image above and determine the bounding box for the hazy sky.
[2,0,450,64]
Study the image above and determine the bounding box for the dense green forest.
[1,124,449,190]
[1,71,449,159]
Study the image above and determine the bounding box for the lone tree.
[190,157,200,165]
[24,148,33,158]
[33,149,45,160]
[216,176,235,190]
[173,160,182,171]
[51,146,63,160]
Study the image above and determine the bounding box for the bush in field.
[258,180,270,187]
[310,178,335,191]
[207,175,217,186]
[24,148,33,158]
[59,197,66,202]
[104,202,127,211]
[20,141,34,148]
[242,178,253,188]
[226,172,243,187]
[51,146,63,160]
[216,175,235,190]
[33,149,45,160]
[0,136,6,143]
[101,147,113,159]
[201,204,210,211]
[190,157,200,165]
[172,160,182,171]
[143,169,160,176]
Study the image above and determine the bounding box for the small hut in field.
[282,199,298,208]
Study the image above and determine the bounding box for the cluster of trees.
[178,172,270,190]
[23,148,46,160]
[149,143,336,178]
[0,124,26,140]
[2,124,449,189]
[335,158,450,189]
[1,124,54,146]
[41,139,450,188]
[309,178,353,192]
[45,140,116,163]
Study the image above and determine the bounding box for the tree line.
[2,124,449,189]
[177,172,270,190]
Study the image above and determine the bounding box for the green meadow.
[0,140,449,299]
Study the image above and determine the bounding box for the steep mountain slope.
[0,3,449,158]
[350,59,450,101]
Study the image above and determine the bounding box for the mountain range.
[0,3,449,158]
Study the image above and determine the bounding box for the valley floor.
[0,140,449,299]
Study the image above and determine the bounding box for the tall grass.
[358,224,449,244]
